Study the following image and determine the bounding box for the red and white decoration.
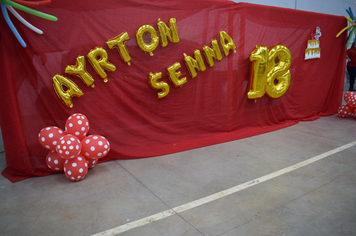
[337,92,356,118]
[38,113,110,181]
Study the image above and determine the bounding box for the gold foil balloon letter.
[65,56,95,88]
[203,39,223,67]
[106,32,132,66]
[167,62,187,88]
[87,47,116,82]
[157,18,180,47]
[52,74,84,108]
[184,50,206,79]
[219,31,236,57]
[149,72,170,99]
[136,24,159,56]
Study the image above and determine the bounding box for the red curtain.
[0,0,347,182]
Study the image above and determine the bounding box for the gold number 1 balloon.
[248,45,268,99]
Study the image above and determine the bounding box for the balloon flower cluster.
[338,91,356,118]
[38,113,110,181]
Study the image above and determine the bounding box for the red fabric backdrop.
[0,0,347,182]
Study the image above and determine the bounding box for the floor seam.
[218,168,356,235]
[114,160,206,235]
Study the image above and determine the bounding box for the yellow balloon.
[136,24,159,56]
[266,45,292,98]
[149,72,170,98]
[247,45,268,99]
[219,31,236,57]
[65,55,95,88]
[184,50,206,79]
[106,32,132,66]
[157,18,180,47]
[52,74,84,108]
[203,39,223,67]
[87,47,116,82]
[167,62,187,88]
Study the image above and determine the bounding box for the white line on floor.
[91,140,356,236]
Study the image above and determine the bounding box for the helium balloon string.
[0,2,26,47]
[6,5,43,34]
[1,0,57,21]
[11,0,51,7]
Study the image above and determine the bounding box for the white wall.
[231,0,356,16]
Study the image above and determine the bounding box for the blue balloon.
[349,7,354,19]
[1,3,26,47]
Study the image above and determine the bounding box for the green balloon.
[2,0,58,21]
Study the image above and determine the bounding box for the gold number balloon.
[136,24,159,56]
[87,47,116,82]
[149,72,170,99]
[266,45,291,98]
[52,74,84,108]
[248,46,268,99]
[106,32,132,66]
[248,45,292,100]
[65,55,95,88]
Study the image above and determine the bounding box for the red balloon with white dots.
[38,126,64,151]
[63,155,88,181]
[55,134,82,160]
[81,135,110,159]
[46,150,66,171]
[65,113,89,140]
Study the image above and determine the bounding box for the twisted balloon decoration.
[0,0,57,47]
[336,7,356,48]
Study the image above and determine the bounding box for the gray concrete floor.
[0,82,356,236]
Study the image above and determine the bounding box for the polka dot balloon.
[81,135,110,159]
[39,113,110,181]
[64,155,88,181]
[344,91,356,108]
[65,113,89,140]
[46,150,66,171]
[87,158,98,169]
[55,134,82,160]
[38,126,64,151]
[337,104,353,118]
